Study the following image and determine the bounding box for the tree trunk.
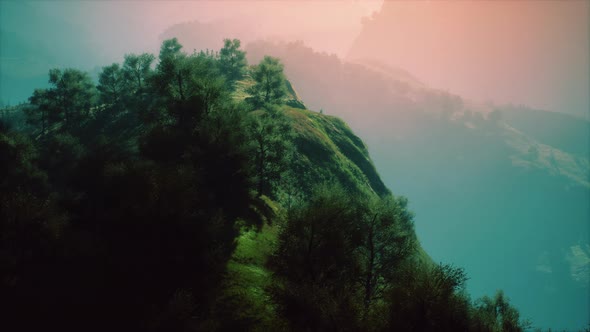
[364,226,375,316]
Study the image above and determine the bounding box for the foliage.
[122,53,155,93]
[27,68,96,136]
[97,63,125,107]
[269,185,418,331]
[385,262,471,331]
[247,56,287,106]
[219,38,248,85]
[1,37,528,332]
[357,195,416,316]
[471,290,531,332]
[270,184,365,331]
[246,105,295,198]
[152,38,226,125]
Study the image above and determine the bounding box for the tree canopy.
[247,56,287,106]
[28,68,95,135]
[1,37,533,332]
[219,38,247,85]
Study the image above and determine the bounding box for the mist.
[2,1,587,119]
[348,0,590,120]
[0,0,380,104]
[1,1,589,330]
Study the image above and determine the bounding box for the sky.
[0,1,588,329]
[0,0,380,104]
[1,1,587,119]
[348,0,590,119]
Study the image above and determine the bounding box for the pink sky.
[348,1,589,118]
[13,1,590,118]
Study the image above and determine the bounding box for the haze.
[2,1,588,119]
[1,1,589,330]
[348,0,590,119]
[0,0,380,104]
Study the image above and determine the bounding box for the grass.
[212,222,287,331]
[232,73,388,197]
[214,82,432,329]
[284,106,388,196]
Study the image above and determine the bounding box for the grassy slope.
[212,77,430,329]
[285,106,389,196]
[236,75,389,197]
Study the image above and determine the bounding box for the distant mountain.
[244,40,590,331]
[347,1,590,120]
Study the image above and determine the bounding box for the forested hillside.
[1,38,530,331]
[243,40,590,331]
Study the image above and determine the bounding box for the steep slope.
[3,36,536,330]
[244,40,590,331]
[285,106,389,197]
[207,78,429,330]
[234,75,390,198]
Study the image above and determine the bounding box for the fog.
[348,0,590,119]
[1,1,587,119]
[0,0,380,104]
[1,1,589,330]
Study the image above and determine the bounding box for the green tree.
[97,63,125,107]
[246,106,294,198]
[471,290,530,332]
[270,184,364,331]
[27,89,53,135]
[38,133,86,190]
[122,53,155,93]
[358,195,416,317]
[27,68,96,134]
[219,38,247,84]
[153,38,225,119]
[182,52,226,116]
[385,262,472,331]
[247,56,287,106]
[0,129,67,330]
[154,38,188,102]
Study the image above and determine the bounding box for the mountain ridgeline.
[243,40,590,331]
[1,38,530,331]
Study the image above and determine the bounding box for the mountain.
[1,42,450,330]
[347,1,590,120]
[244,40,590,331]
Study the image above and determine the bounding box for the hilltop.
[1,38,530,331]
[242,40,589,330]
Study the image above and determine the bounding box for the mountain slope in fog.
[244,40,590,331]
[347,0,589,120]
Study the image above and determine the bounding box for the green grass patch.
[212,223,287,331]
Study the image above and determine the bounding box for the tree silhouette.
[27,68,96,135]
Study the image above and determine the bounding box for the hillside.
[1,38,533,331]
[233,74,389,198]
[244,40,590,330]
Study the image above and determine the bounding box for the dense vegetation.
[1,38,530,331]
